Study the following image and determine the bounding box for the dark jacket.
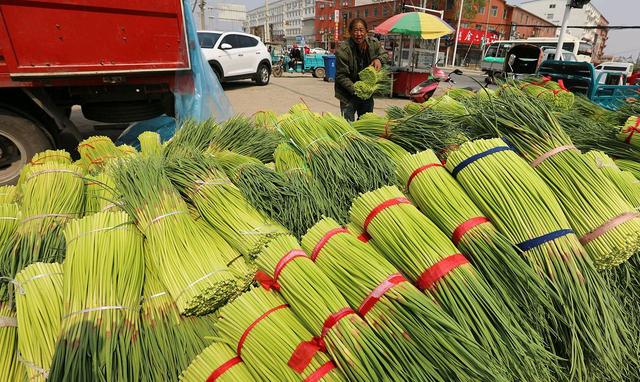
[334,37,388,103]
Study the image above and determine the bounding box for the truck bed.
[0,0,190,83]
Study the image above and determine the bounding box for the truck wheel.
[255,64,270,86]
[314,67,326,78]
[0,111,53,185]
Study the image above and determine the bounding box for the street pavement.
[223,69,487,116]
[70,68,488,139]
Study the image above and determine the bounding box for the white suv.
[198,31,271,86]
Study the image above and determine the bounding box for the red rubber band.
[304,361,336,382]
[363,197,411,233]
[321,307,355,339]
[207,356,242,382]
[357,232,371,243]
[237,304,288,357]
[274,249,306,281]
[624,119,640,144]
[406,163,443,190]
[451,217,490,246]
[310,228,349,261]
[358,273,407,316]
[255,249,307,290]
[289,338,324,373]
[416,254,469,291]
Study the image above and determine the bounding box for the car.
[595,62,634,85]
[310,47,330,55]
[198,31,271,86]
[541,48,577,62]
[595,62,634,77]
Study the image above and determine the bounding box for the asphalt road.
[70,68,488,139]
[223,69,488,116]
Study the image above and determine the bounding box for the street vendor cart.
[374,9,454,97]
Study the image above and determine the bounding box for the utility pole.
[451,0,464,66]
[483,0,490,41]
[554,0,572,60]
[555,0,590,60]
[265,0,270,42]
[199,0,206,30]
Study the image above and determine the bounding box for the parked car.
[198,31,272,86]
[595,62,634,77]
[594,62,634,86]
[310,47,330,55]
[541,48,578,62]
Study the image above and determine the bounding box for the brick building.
[323,0,555,65]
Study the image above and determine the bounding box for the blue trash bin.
[323,55,336,82]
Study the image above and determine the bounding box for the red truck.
[0,0,191,184]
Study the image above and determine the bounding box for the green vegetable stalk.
[446,138,635,381]
[350,185,557,382]
[179,342,256,382]
[14,262,63,381]
[302,217,509,382]
[215,288,346,382]
[50,211,143,381]
[257,234,414,381]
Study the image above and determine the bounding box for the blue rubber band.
[516,229,574,252]
[451,146,512,178]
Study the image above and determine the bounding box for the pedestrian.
[335,18,388,121]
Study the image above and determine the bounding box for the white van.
[595,62,634,85]
[595,62,634,77]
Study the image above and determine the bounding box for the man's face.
[351,23,366,45]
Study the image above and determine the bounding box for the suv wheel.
[211,65,223,83]
[255,64,270,86]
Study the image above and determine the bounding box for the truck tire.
[255,64,270,86]
[314,67,326,78]
[0,111,53,185]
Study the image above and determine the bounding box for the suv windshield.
[198,32,222,49]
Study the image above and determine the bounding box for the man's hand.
[371,58,382,71]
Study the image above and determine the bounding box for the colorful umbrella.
[374,12,454,39]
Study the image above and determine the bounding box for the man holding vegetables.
[335,18,388,121]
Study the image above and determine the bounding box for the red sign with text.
[457,28,498,45]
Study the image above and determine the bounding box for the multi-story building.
[518,0,608,61]
[193,2,247,32]
[245,0,316,46]
[314,0,357,50]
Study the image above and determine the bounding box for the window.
[446,0,454,10]
[503,9,507,19]
[219,34,238,49]
[364,9,368,17]
[478,6,484,14]
[546,13,553,19]
[476,24,482,30]
[237,35,259,48]
[373,8,378,16]
[491,6,498,16]
[461,22,469,28]
[356,10,360,17]
[549,4,556,8]
[382,7,388,16]
[525,16,529,23]
[197,32,222,49]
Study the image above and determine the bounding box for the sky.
[222,0,637,59]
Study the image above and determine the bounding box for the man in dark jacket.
[335,18,388,121]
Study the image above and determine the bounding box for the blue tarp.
[116,0,233,148]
